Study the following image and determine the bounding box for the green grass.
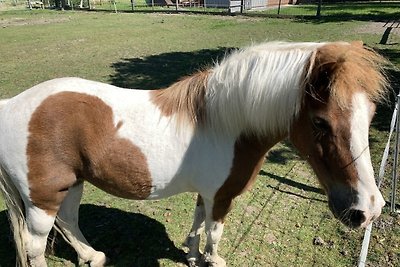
[0,7,399,267]
[256,2,400,18]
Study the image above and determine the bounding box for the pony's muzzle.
[329,190,385,228]
[327,180,387,228]
[358,190,386,228]
[341,209,366,228]
[362,192,385,227]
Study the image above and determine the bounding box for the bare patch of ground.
[0,17,70,27]
[356,21,400,36]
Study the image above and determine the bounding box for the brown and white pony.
[0,41,389,267]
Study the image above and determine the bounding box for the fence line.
[358,94,400,267]
[3,0,399,18]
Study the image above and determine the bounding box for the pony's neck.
[205,43,320,139]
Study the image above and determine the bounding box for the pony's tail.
[0,107,28,267]
[0,167,28,267]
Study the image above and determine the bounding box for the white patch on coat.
[350,92,385,220]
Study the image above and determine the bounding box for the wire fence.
[2,0,399,19]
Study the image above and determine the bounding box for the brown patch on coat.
[290,94,358,192]
[304,42,389,109]
[212,134,281,222]
[27,92,152,215]
[150,70,209,126]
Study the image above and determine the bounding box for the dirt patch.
[356,21,400,36]
[0,17,70,27]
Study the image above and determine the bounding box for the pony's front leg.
[203,220,226,267]
[183,194,205,267]
[201,198,229,267]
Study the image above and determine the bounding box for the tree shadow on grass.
[266,140,302,165]
[290,2,400,24]
[109,47,235,90]
[260,170,325,195]
[0,210,15,267]
[371,49,400,133]
[0,205,187,266]
[56,204,187,266]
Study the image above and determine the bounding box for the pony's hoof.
[28,256,47,267]
[186,251,202,267]
[90,253,108,267]
[187,257,199,267]
[79,251,107,267]
[203,253,226,267]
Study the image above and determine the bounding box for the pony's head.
[290,42,388,228]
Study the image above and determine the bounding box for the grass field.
[0,5,400,267]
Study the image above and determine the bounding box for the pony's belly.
[83,158,191,200]
[146,179,193,200]
[144,136,236,201]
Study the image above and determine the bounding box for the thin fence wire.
[358,94,400,267]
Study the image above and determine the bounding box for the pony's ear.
[305,46,347,89]
[350,40,364,48]
[303,47,348,105]
[303,51,335,105]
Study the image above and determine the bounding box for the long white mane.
[206,42,325,138]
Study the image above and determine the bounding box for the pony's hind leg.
[184,194,206,267]
[55,182,107,267]
[25,205,57,267]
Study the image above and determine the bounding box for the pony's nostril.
[345,209,366,228]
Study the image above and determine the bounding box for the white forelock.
[205,41,326,138]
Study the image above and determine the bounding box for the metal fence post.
[391,95,400,213]
[316,0,322,18]
[277,0,281,15]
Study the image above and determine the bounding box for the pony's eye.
[312,117,330,132]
